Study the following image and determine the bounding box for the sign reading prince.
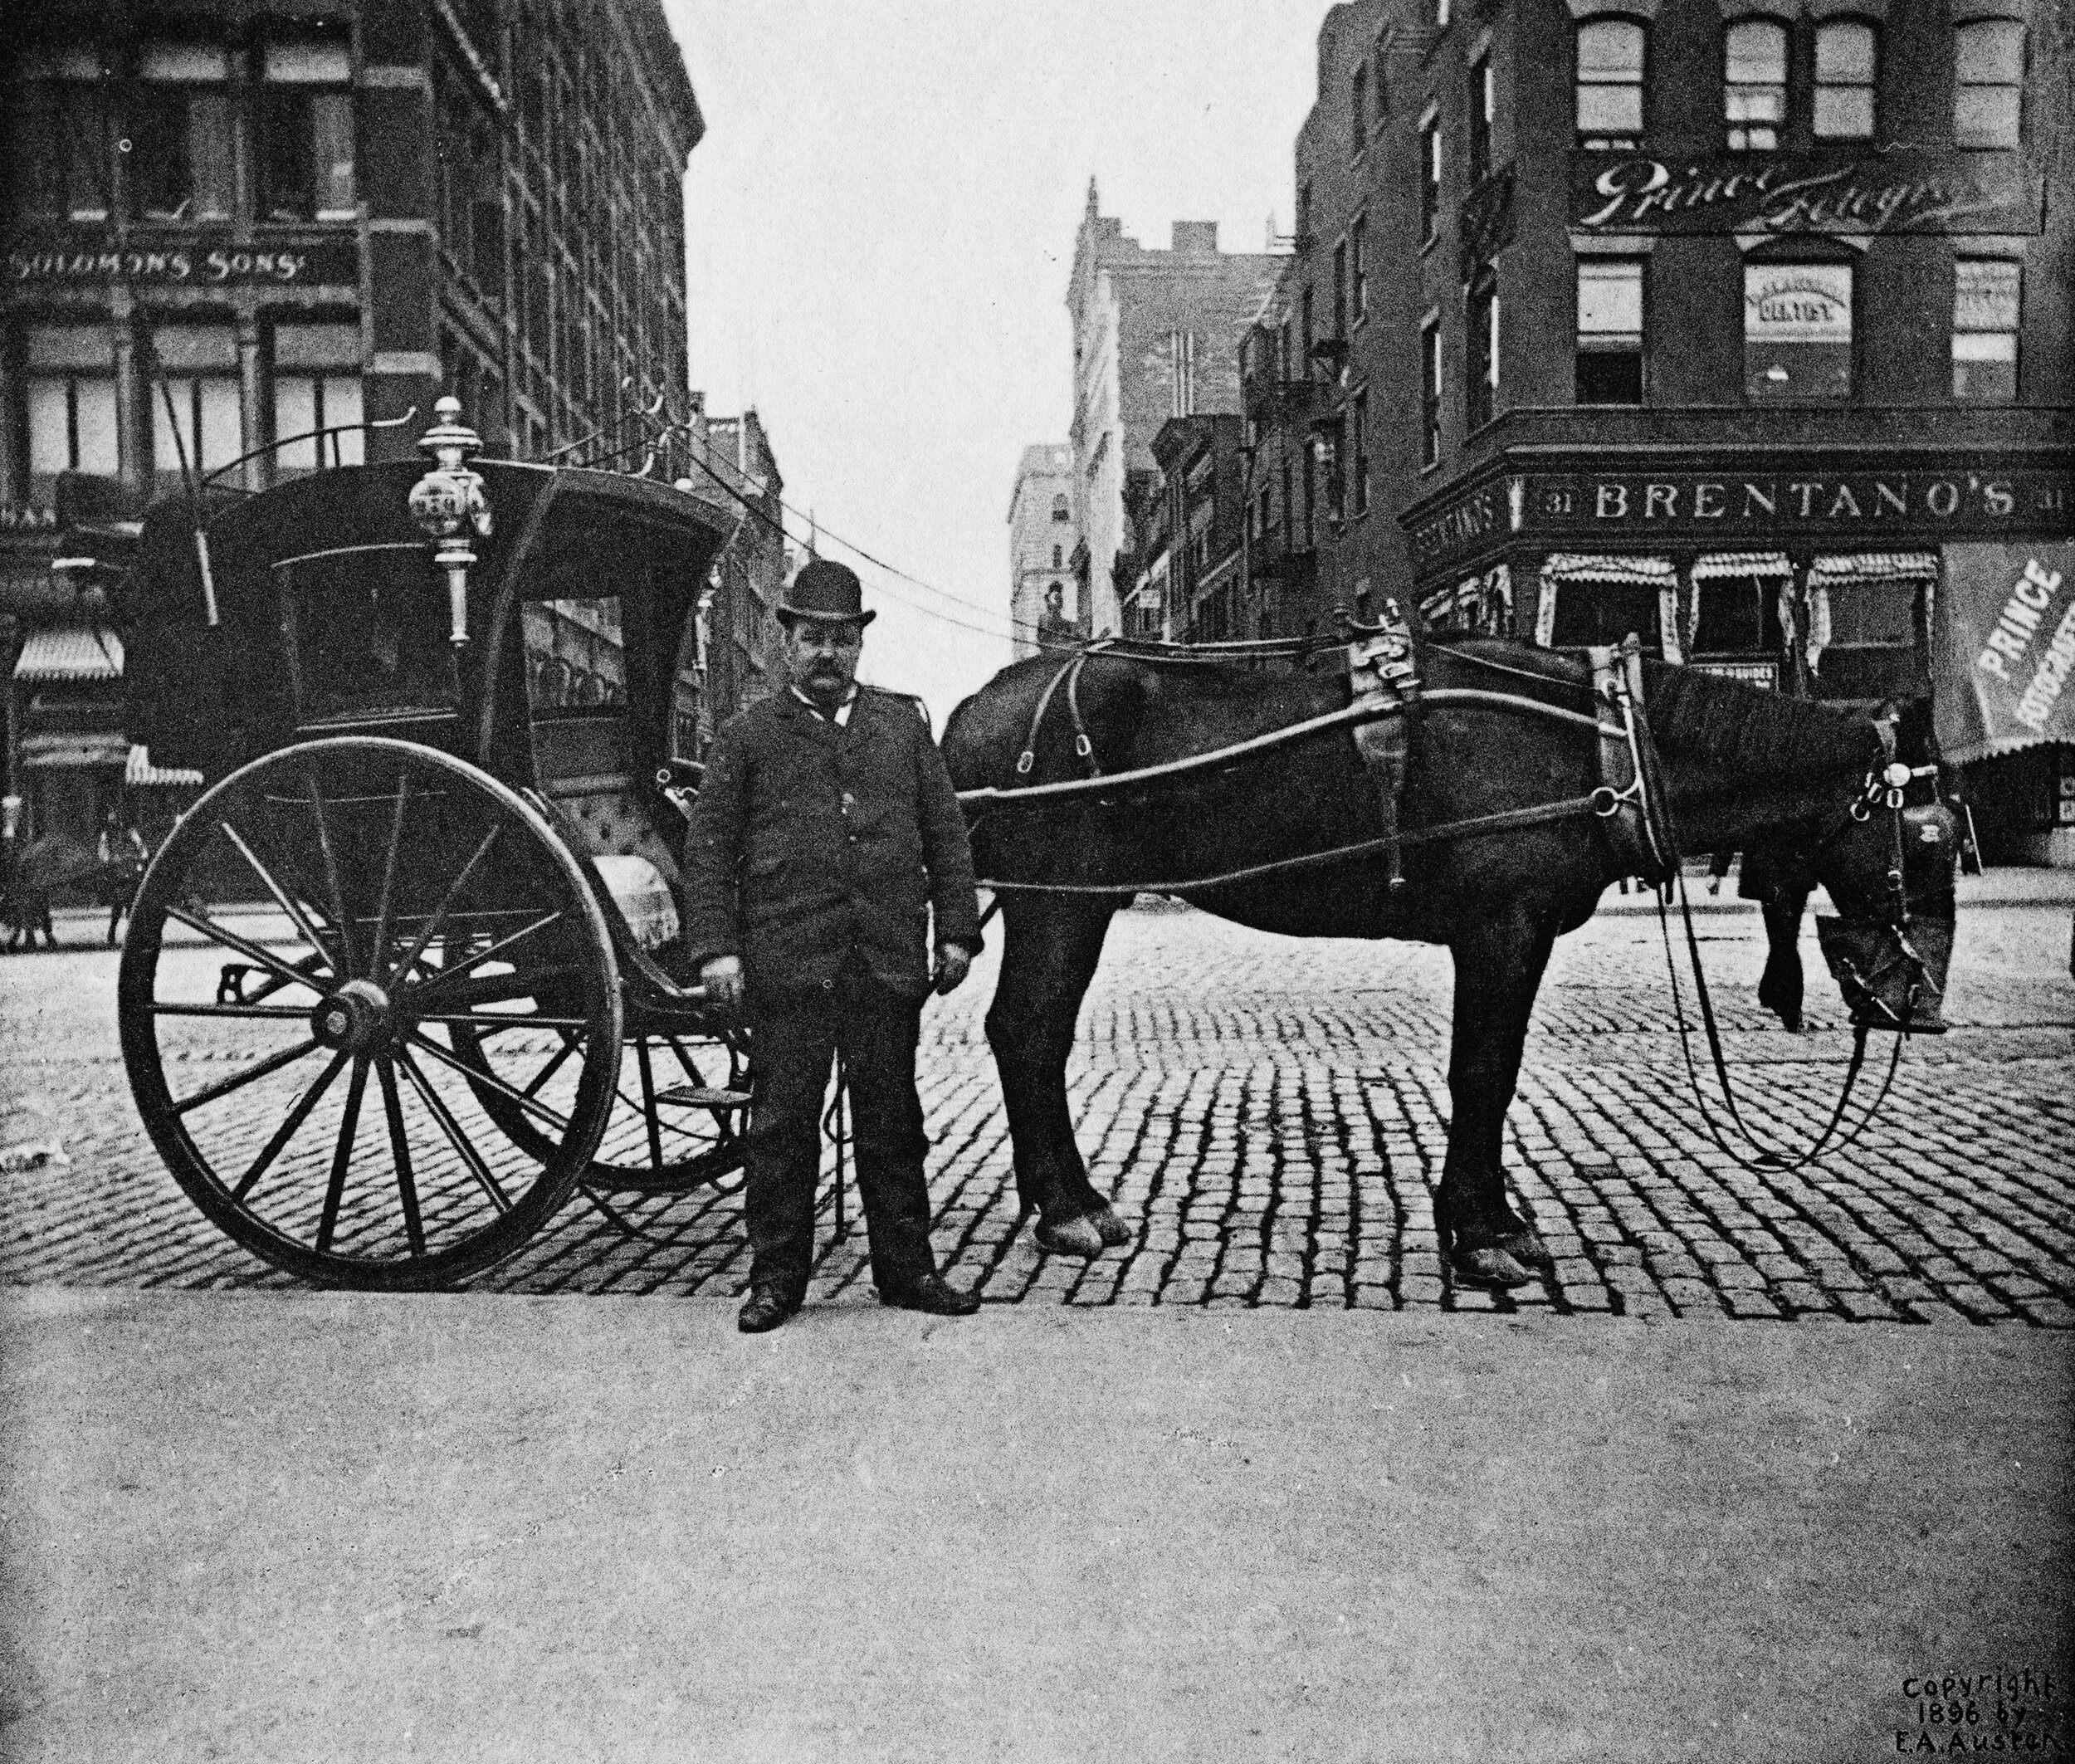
[1570,149,2043,236]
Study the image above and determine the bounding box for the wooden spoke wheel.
[119,738,623,1289]
[448,1013,750,1197]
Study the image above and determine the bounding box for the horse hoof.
[1089,1206,1133,1247]
[1496,1229,1555,1271]
[1450,1246,1534,1288]
[1035,1215,1106,1258]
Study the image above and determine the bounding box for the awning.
[125,744,204,788]
[12,625,124,682]
[20,732,130,769]
[1692,551,1791,580]
[1933,540,2075,765]
[1809,552,1939,587]
[1540,554,1676,586]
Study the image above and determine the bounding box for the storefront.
[9,622,129,848]
[1402,450,2075,861]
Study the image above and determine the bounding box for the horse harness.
[978,623,1683,897]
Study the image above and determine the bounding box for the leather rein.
[958,646,1635,897]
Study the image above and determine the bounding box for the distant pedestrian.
[681,559,985,1333]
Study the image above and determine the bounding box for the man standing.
[681,559,985,1332]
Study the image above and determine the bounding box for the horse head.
[1806,775,1959,1035]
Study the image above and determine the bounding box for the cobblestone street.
[4,877,2072,1323]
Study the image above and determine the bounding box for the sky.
[662,0,1337,726]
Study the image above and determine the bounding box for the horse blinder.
[1814,794,1957,1036]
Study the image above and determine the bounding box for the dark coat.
[680,687,983,1001]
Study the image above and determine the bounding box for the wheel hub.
[312,978,394,1053]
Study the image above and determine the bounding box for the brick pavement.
[3,886,2072,1322]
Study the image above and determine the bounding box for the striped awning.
[12,625,124,682]
[125,744,204,788]
[1692,551,1792,580]
[1809,552,1939,585]
[20,732,129,770]
[1541,554,1676,586]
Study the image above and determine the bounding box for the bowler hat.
[778,559,876,627]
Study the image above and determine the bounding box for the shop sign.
[1407,467,2073,573]
[5,232,359,288]
[1745,263,1853,400]
[1570,149,2043,237]
[1935,540,2075,763]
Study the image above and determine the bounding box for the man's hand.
[931,943,972,996]
[699,955,745,1008]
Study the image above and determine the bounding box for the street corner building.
[0,1,792,860]
[1055,0,2075,864]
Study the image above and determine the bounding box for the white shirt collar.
[792,683,857,726]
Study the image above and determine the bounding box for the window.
[1169,329,1198,417]
[1257,482,1273,536]
[1301,440,1316,546]
[1576,20,1645,148]
[1301,285,1315,368]
[1051,492,1070,521]
[1350,217,1368,324]
[149,325,243,498]
[1469,56,1495,183]
[1814,21,1877,139]
[1352,65,1370,157]
[1468,272,1499,429]
[1576,260,1643,404]
[7,50,114,219]
[1298,180,1313,239]
[1052,544,1064,568]
[24,327,119,507]
[1551,579,1663,649]
[1350,388,1371,516]
[1953,259,2019,400]
[132,44,234,222]
[1745,261,1853,400]
[1277,317,1292,382]
[1954,20,2024,148]
[1421,318,1443,468]
[271,322,364,473]
[1420,116,1443,246]
[1692,569,1786,655]
[1725,20,1787,149]
[258,41,356,221]
[1332,240,1348,338]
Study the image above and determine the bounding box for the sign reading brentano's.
[1570,149,2043,237]
[5,232,360,288]
[1407,467,2074,572]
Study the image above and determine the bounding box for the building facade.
[1,0,704,848]
[1252,0,2072,858]
[1008,443,1079,657]
[1067,183,1281,639]
[691,406,787,732]
[1147,415,1251,643]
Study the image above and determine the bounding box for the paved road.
[3,872,2072,1323]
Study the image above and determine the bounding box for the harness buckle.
[1074,733,1093,760]
[1590,785,1622,818]
[1014,751,1034,777]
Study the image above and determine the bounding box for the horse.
[0,831,148,952]
[940,636,1957,1288]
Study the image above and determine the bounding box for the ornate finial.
[408,395,492,647]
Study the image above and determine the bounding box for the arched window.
[1725,19,1787,149]
[1814,21,1877,139]
[1575,19,1645,148]
[1954,19,2024,147]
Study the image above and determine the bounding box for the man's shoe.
[877,1273,981,1317]
[738,1285,803,1333]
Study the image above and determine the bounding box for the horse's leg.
[1755,885,1809,1031]
[985,897,1124,1257]
[1437,904,1559,1288]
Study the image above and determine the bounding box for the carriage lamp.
[408,396,492,648]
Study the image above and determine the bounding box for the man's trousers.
[742,960,937,1298]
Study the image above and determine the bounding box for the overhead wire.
[675,430,1047,647]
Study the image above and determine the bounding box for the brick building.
[1007,443,1079,657]
[1144,414,1252,643]
[1247,0,2072,858]
[1,0,704,848]
[1067,183,1281,639]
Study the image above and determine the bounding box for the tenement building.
[1252,0,2072,858]
[0,0,704,848]
[1067,182,1280,639]
[1008,444,1080,657]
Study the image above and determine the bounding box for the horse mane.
[1642,660,1882,779]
